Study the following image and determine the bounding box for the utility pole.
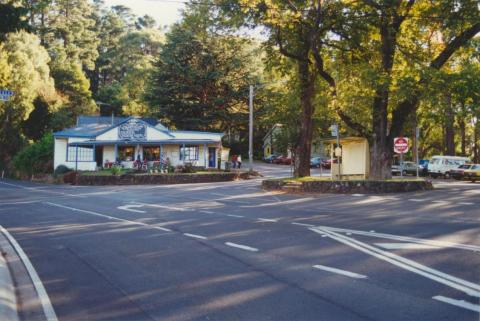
[415,127,420,178]
[249,85,254,172]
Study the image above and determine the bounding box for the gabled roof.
[54,115,223,140]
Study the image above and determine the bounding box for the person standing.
[237,155,242,169]
[232,154,238,168]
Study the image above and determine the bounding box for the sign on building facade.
[118,119,147,140]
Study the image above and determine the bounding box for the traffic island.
[262,177,433,194]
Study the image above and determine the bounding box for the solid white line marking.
[375,243,440,250]
[117,204,146,213]
[317,226,480,252]
[291,222,315,227]
[257,218,278,223]
[200,210,215,214]
[0,225,58,321]
[227,214,244,218]
[225,242,258,252]
[312,227,480,297]
[184,233,207,240]
[133,202,188,211]
[313,265,367,279]
[458,202,474,206]
[45,202,173,234]
[433,295,480,313]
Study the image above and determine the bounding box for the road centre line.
[0,225,58,321]
[311,227,480,297]
[183,233,207,240]
[313,265,367,279]
[225,242,259,252]
[45,202,172,233]
[317,226,480,252]
[375,243,441,250]
[433,295,480,313]
[227,214,244,218]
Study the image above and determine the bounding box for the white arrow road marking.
[311,227,480,297]
[313,265,367,279]
[225,242,259,252]
[316,226,480,252]
[132,202,189,212]
[433,296,480,313]
[291,222,315,227]
[0,226,58,321]
[375,243,441,250]
[45,202,172,233]
[117,204,146,213]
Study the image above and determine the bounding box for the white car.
[427,155,470,178]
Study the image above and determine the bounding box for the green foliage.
[110,165,123,176]
[0,3,30,39]
[13,133,54,176]
[54,164,72,176]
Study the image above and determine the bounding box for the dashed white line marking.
[257,218,278,223]
[0,225,58,321]
[313,265,367,279]
[227,214,244,218]
[200,210,215,214]
[458,202,474,206]
[433,295,480,313]
[225,242,259,252]
[291,222,315,227]
[408,198,426,202]
[184,233,207,240]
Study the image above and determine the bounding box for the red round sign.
[394,137,409,154]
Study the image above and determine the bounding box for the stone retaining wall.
[262,179,433,193]
[75,172,250,185]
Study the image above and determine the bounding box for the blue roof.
[54,116,164,138]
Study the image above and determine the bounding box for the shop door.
[95,146,103,167]
[208,148,216,168]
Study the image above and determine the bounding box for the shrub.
[110,166,123,176]
[13,133,54,176]
[54,165,72,176]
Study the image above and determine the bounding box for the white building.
[53,116,224,171]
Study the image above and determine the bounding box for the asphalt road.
[0,165,478,321]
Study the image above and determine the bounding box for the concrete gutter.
[0,238,19,321]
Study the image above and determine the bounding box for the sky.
[102,0,186,27]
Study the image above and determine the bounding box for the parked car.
[321,158,337,169]
[274,155,292,165]
[450,164,474,180]
[263,153,280,163]
[463,164,480,182]
[428,155,470,178]
[310,156,327,168]
[392,162,419,176]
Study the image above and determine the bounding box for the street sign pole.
[400,152,403,177]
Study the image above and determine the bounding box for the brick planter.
[75,172,250,186]
[262,179,433,194]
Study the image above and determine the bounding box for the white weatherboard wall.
[103,146,115,163]
[54,137,96,171]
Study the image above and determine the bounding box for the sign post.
[415,127,420,178]
[0,90,14,101]
[394,137,409,177]
[331,124,341,180]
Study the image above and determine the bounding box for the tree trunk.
[296,60,316,177]
[444,95,455,155]
[459,117,466,156]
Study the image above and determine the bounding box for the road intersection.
[0,170,478,321]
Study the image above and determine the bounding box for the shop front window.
[118,146,135,161]
[143,147,160,161]
[179,145,199,161]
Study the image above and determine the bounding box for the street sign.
[394,137,409,154]
[331,124,338,137]
[0,90,14,101]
